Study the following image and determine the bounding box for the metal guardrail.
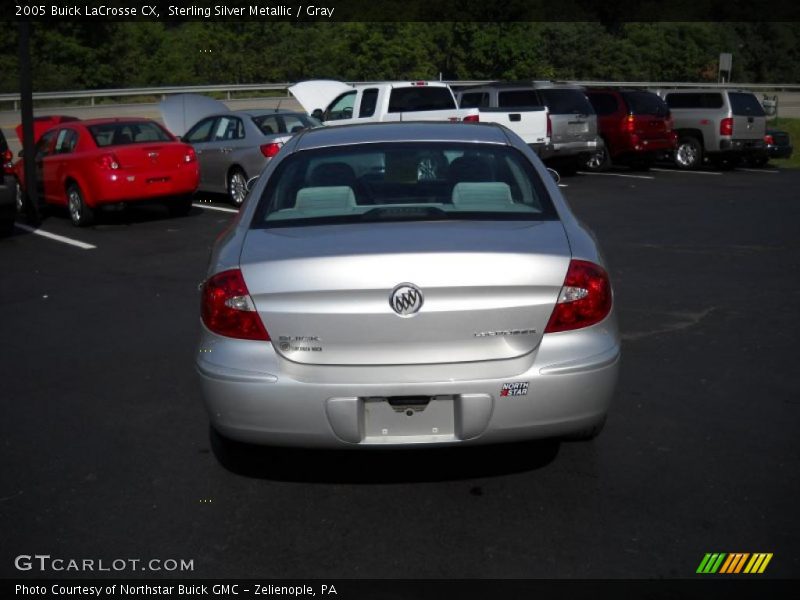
[1,80,800,111]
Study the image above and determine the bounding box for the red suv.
[584,89,677,171]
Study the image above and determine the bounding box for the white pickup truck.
[455,89,550,156]
[288,80,479,126]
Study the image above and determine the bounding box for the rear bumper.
[767,143,793,159]
[196,318,621,449]
[612,134,677,158]
[88,167,199,205]
[539,138,599,160]
[718,138,766,155]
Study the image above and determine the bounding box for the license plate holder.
[363,395,455,442]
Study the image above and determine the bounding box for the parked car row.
[452,82,789,174]
[5,81,793,233]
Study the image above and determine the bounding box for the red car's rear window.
[88,122,173,147]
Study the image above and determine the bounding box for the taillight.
[462,114,480,123]
[96,153,120,170]
[544,260,612,334]
[2,149,13,174]
[184,147,196,163]
[546,113,552,138]
[259,142,282,158]
[201,269,270,341]
[764,134,774,145]
[622,114,636,133]
[720,117,733,136]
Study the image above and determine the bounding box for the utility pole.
[18,21,40,225]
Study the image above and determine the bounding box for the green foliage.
[1,22,799,92]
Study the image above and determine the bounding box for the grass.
[767,117,799,169]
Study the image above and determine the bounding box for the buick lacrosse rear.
[197,122,619,448]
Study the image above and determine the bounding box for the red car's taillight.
[622,114,636,133]
[97,153,120,170]
[201,269,269,341]
[720,117,734,136]
[2,149,13,174]
[184,147,197,163]
[259,142,282,158]
[462,114,480,123]
[544,260,612,334]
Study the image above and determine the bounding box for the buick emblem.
[390,283,423,317]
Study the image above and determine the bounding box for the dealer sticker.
[500,382,529,397]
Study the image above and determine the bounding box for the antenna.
[275,98,283,113]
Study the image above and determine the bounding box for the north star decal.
[500,382,529,397]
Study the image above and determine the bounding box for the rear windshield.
[388,87,456,113]
[538,89,594,115]
[665,93,724,109]
[498,90,540,108]
[729,92,766,117]
[252,142,557,228]
[621,91,670,117]
[252,113,320,135]
[88,122,173,147]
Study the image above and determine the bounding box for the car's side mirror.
[245,176,259,193]
[311,109,324,121]
[17,149,23,157]
[547,168,561,184]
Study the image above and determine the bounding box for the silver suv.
[458,82,599,174]
[653,89,767,169]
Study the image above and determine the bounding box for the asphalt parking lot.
[1,165,798,580]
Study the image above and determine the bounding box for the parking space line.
[576,171,655,180]
[193,203,238,214]
[650,168,722,176]
[736,168,780,174]
[14,223,96,250]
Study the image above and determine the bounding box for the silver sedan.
[197,122,620,450]
[183,110,321,206]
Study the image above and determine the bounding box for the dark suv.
[0,129,16,235]
[585,89,677,171]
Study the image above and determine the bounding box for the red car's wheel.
[66,183,95,227]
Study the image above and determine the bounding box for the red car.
[584,89,677,171]
[14,118,199,226]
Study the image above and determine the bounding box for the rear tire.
[674,136,703,170]
[227,168,248,207]
[15,180,26,214]
[66,183,95,227]
[167,195,193,217]
[584,142,610,172]
[748,155,769,168]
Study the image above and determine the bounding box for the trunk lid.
[111,142,192,172]
[240,220,571,366]
[158,93,229,137]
